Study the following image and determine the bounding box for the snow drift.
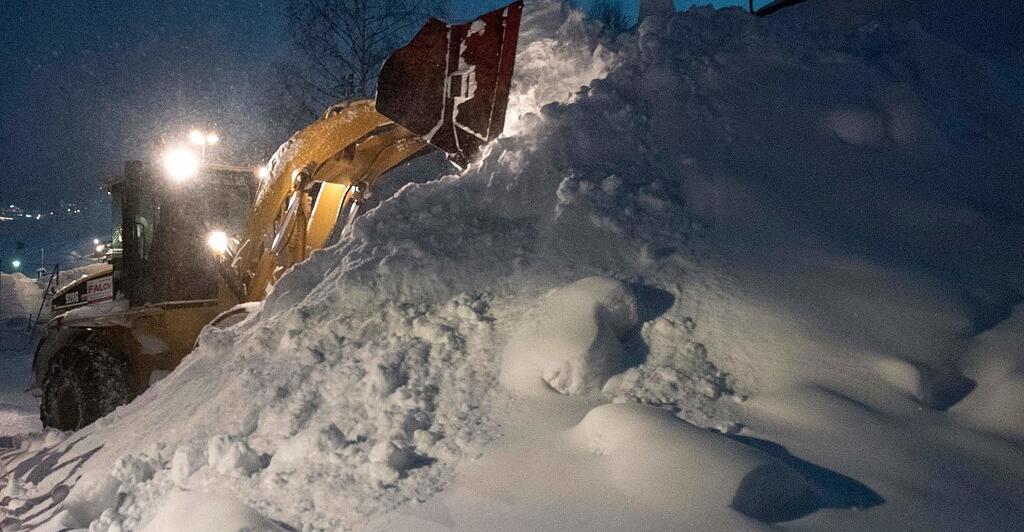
[2,0,1023,530]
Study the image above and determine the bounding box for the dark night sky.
[0,1,290,208]
[0,1,746,210]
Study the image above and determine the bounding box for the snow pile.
[503,1,621,136]
[3,0,1024,530]
[58,291,502,531]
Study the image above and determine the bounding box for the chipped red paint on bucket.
[376,1,523,167]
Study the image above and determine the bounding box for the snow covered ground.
[2,0,1023,530]
[0,258,110,442]
[0,205,111,276]
[0,273,44,440]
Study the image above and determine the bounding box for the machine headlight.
[163,147,199,181]
[207,231,230,255]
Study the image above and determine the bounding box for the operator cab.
[118,161,256,307]
[36,161,258,431]
[50,162,256,316]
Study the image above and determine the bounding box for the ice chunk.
[207,435,265,478]
[170,444,204,485]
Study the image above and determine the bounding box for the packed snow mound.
[140,491,286,532]
[953,304,1024,440]
[501,276,639,395]
[3,0,1024,530]
[572,403,820,524]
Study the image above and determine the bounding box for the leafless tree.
[270,0,448,126]
[264,62,324,127]
[588,0,629,34]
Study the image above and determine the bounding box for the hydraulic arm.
[220,1,523,308]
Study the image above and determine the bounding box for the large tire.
[40,341,133,431]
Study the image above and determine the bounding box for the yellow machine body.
[228,100,427,306]
[34,1,525,431]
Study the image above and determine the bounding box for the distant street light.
[12,260,21,269]
[189,129,220,161]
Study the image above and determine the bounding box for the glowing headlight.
[95,244,106,253]
[207,231,230,255]
[163,147,199,181]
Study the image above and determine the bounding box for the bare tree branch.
[588,0,629,34]
[268,0,448,126]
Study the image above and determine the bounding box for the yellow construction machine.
[32,2,523,430]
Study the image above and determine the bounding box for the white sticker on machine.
[87,276,114,303]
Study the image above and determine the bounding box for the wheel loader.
[32,2,524,431]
